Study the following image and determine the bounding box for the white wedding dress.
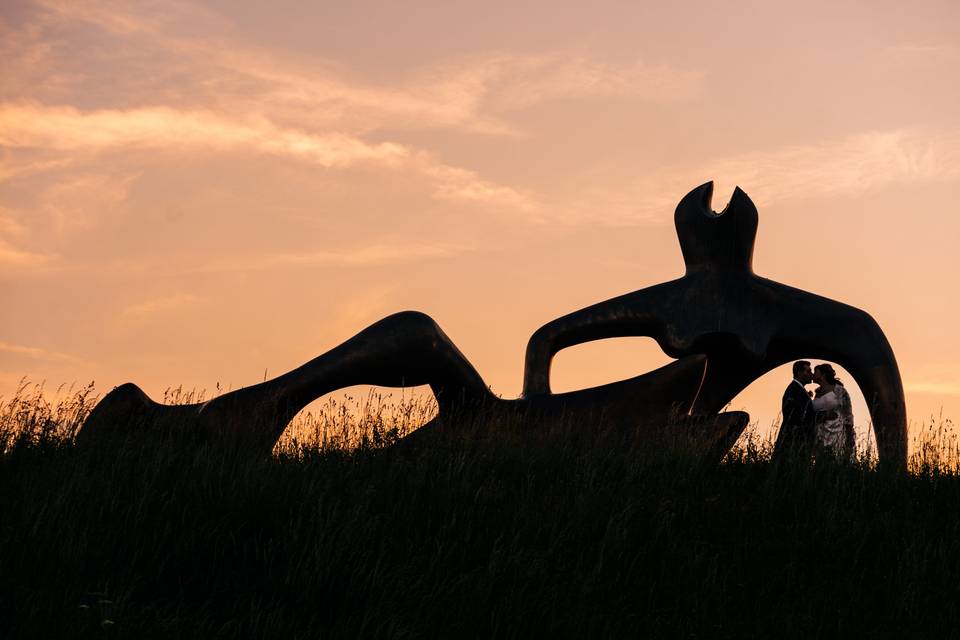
[812,385,854,458]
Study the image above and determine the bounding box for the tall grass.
[0,379,97,451]
[2,382,959,638]
[274,388,439,455]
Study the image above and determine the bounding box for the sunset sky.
[2,0,958,448]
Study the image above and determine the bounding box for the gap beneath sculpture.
[726,361,878,458]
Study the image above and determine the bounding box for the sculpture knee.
[91,383,151,420]
[383,310,446,345]
[387,309,438,328]
[77,382,152,442]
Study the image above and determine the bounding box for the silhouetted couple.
[774,360,855,461]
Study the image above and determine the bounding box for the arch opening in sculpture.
[550,337,673,394]
[275,384,440,452]
[724,361,878,459]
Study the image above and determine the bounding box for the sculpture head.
[675,182,758,274]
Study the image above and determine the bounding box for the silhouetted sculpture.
[79,183,907,465]
[523,183,906,463]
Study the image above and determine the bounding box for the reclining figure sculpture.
[79,182,907,465]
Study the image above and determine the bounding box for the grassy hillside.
[1,384,959,638]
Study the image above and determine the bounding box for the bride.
[812,363,856,459]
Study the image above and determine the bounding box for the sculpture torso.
[650,272,776,363]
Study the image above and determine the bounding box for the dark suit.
[773,380,815,459]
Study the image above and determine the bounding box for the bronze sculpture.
[523,182,907,463]
[79,183,907,465]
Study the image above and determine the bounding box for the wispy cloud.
[421,163,541,213]
[904,364,960,398]
[4,106,549,228]
[328,284,402,337]
[0,104,411,168]
[0,240,53,267]
[565,127,960,226]
[0,341,78,362]
[0,209,27,239]
[0,207,54,266]
[906,380,960,396]
[189,242,472,275]
[40,171,138,234]
[8,0,702,138]
[23,1,701,133]
[34,0,198,37]
[0,0,703,230]
[881,43,959,64]
[10,0,954,237]
[0,102,545,219]
[705,128,960,204]
[0,157,71,183]
[465,54,703,112]
[119,292,201,323]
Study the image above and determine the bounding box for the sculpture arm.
[523,286,671,396]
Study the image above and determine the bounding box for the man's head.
[792,360,813,384]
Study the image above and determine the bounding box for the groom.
[773,360,816,460]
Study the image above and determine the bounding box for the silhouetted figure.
[772,360,816,461]
[80,183,906,466]
[811,362,855,459]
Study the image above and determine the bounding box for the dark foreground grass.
[2,395,960,638]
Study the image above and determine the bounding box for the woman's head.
[813,363,842,386]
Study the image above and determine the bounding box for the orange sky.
[2,0,958,450]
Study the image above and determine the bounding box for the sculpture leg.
[81,311,491,452]
[198,310,491,449]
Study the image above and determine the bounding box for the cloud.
[0,341,78,362]
[0,172,136,270]
[0,209,27,239]
[564,127,960,227]
[0,103,546,219]
[905,365,960,397]
[421,163,541,213]
[0,9,60,98]
[189,242,472,275]
[704,128,960,204]
[0,240,53,267]
[119,292,200,323]
[83,242,475,279]
[10,1,702,136]
[0,0,704,230]
[905,380,960,397]
[881,44,959,64]
[34,0,200,37]
[0,155,72,183]
[15,0,953,237]
[0,207,54,269]
[328,285,402,337]
[0,208,54,266]
[0,104,411,168]
[460,54,703,112]
[39,171,138,234]
[0,171,138,263]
